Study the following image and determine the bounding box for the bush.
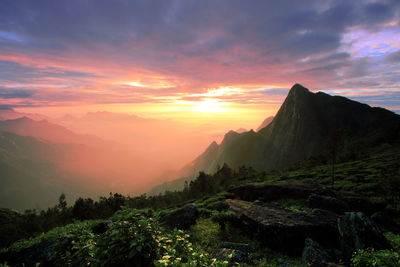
[351,248,400,267]
[1,209,233,267]
[190,218,221,250]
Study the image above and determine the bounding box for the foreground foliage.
[351,232,400,267]
[1,209,231,267]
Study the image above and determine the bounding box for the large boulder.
[371,211,400,233]
[338,212,392,260]
[212,248,251,263]
[302,238,334,266]
[221,241,251,252]
[225,199,339,256]
[307,194,350,214]
[160,203,199,229]
[341,197,387,216]
[228,182,324,202]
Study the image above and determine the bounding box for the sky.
[0,0,400,130]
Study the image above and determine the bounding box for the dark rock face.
[160,203,199,229]
[225,199,339,256]
[307,194,350,214]
[183,84,400,176]
[342,197,387,216]
[228,182,323,202]
[220,242,251,252]
[302,238,334,266]
[338,212,392,260]
[213,248,250,263]
[371,211,400,233]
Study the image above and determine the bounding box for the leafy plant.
[351,248,400,267]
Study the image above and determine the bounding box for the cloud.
[0,0,399,112]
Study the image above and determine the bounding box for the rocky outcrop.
[213,248,250,263]
[338,212,392,260]
[224,199,339,255]
[228,182,323,202]
[307,194,350,214]
[371,211,400,233]
[220,242,251,252]
[302,238,334,266]
[160,203,199,229]
[341,197,387,216]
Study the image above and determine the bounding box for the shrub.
[351,248,400,267]
[2,209,232,267]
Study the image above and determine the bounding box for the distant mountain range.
[256,116,274,132]
[0,131,96,210]
[149,84,400,194]
[0,117,110,148]
[0,107,50,121]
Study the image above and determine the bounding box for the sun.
[193,98,228,113]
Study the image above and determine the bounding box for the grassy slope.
[1,146,399,266]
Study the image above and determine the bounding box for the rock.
[371,211,400,233]
[276,258,291,266]
[220,241,251,252]
[228,182,323,202]
[341,197,387,216]
[91,220,113,234]
[160,203,199,229]
[212,248,250,263]
[307,194,350,214]
[302,238,334,266]
[338,212,392,260]
[225,199,339,256]
[253,200,264,206]
[211,201,229,211]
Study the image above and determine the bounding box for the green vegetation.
[351,233,400,267]
[351,248,400,267]
[1,209,231,267]
[1,145,400,266]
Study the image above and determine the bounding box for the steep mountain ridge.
[256,116,274,132]
[149,84,400,193]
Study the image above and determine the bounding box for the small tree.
[57,193,67,211]
[326,129,345,189]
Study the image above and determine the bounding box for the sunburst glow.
[192,98,229,113]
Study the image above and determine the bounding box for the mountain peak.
[288,83,311,96]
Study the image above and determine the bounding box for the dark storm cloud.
[1,0,398,59]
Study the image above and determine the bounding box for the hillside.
[1,143,399,266]
[0,132,97,210]
[150,84,400,194]
[1,85,400,266]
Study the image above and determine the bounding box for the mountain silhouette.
[256,116,274,132]
[151,84,400,193]
[0,117,108,147]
